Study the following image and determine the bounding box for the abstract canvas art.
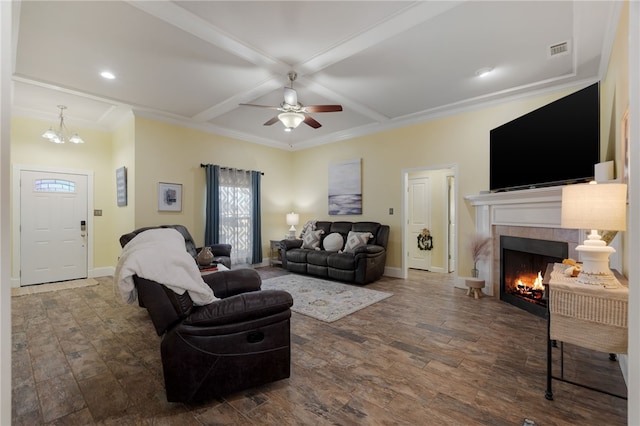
[328,158,362,215]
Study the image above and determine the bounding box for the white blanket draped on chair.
[115,228,217,305]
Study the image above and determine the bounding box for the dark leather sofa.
[119,224,232,269]
[279,221,389,285]
[119,227,293,403]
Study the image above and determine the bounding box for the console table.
[544,263,628,400]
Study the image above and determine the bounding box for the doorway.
[13,166,94,287]
[403,166,456,278]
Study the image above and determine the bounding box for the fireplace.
[500,236,568,318]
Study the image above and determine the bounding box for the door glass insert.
[34,179,76,193]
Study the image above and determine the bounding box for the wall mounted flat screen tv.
[489,83,600,192]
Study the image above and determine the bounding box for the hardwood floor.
[11,268,627,425]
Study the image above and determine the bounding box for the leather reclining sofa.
[279,221,389,285]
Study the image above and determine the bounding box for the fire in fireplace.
[500,236,568,318]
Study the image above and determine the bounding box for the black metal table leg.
[545,308,553,400]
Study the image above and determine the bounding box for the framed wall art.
[621,106,630,202]
[116,166,127,207]
[158,182,182,212]
[328,158,362,215]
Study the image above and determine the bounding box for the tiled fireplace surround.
[465,186,594,297]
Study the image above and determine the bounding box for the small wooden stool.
[465,278,485,299]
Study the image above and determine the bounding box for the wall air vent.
[548,40,571,58]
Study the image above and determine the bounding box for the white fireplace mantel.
[465,186,563,232]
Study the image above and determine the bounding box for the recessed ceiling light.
[100,71,116,80]
[475,67,494,78]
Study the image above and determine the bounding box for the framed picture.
[158,182,182,212]
[328,158,362,215]
[116,166,127,207]
[621,107,630,202]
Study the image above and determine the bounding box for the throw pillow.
[302,229,324,250]
[344,231,373,253]
[323,232,343,251]
[299,220,316,239]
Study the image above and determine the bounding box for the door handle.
[81,220,86,237]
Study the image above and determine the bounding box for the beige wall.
[111,114,136,259]
[601,1,630,277]
[10,116,115,271]
[131,117,294,251]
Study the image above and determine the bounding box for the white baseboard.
[90,266,115,278]
[383,266,403,278]
[11,265,115,288]
[618,354,629,386]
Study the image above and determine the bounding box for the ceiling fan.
[240,71,343,131]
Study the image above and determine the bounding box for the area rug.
[261,274,392,323]
[11,278,99,297]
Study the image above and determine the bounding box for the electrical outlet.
[94,209,102,216]
[389,208,394,215]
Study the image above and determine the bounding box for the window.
[34,179,76,192]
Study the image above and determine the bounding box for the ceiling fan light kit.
[240,71,343,132]
[278,112,305,131]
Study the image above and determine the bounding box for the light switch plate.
[94,209,102,216]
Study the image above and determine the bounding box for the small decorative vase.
[471,268,479,278]
[197,247,214,266]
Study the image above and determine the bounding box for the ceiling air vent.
[548,41,571,58]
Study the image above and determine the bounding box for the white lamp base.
[288,225,296,239]
[575,239,621,288]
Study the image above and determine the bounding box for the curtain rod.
[200,164,264,175]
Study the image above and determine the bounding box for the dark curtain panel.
[204,165,220,245]
[251,170,262,264]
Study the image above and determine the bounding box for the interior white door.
[407,176,431,270]
[20,170,88,286]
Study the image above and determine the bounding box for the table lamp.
[286,212,299,239]
[561,181,627,287]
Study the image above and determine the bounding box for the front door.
[407,176,431,270]
[20,170,88,285]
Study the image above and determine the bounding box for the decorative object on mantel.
[41,105,85,144]
[561,181,627,288]
[467,233,491,278]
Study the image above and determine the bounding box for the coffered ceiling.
[11,1,621,150]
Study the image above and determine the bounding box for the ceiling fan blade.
[263,116,280,126]
[303,105,343,113]
[283,87,298,106]
[239,103,281,110]
[303,114,322,129]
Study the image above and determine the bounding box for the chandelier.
[41,105,85,144]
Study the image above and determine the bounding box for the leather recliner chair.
[119,228,293,403]
[120,224,232,269]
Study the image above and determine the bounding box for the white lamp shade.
[286,212,299,226]
[561,182,627,231]
[278,112,305,129]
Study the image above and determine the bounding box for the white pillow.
[302,229,324,250]
[323,232,343,251]
[344,231,373,253]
